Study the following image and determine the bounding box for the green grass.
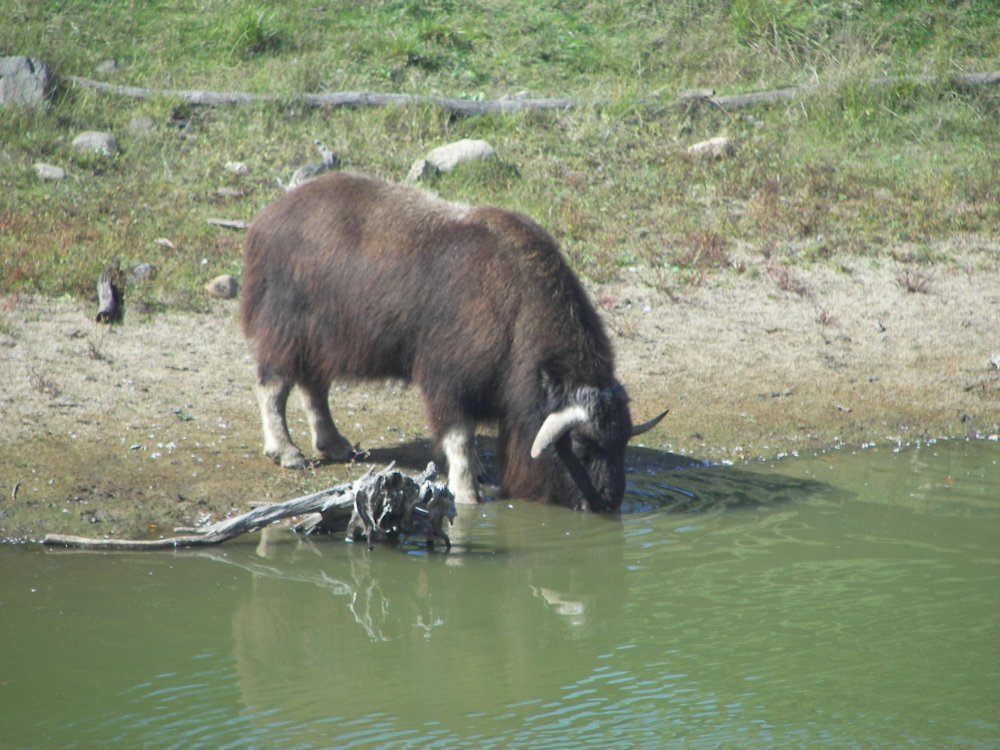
[1,1,997,304]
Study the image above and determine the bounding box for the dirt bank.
[2,241,998,541]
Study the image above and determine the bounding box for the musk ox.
[239,172,664,511]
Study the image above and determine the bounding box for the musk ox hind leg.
[298,380,354,462]
[254,375,307,469]
[440,419,483,505]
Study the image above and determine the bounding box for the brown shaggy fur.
[240,172,635,510]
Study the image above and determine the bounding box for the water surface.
[2,440,998,748]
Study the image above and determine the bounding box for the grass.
[1,1,997,305]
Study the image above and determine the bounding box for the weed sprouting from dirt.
[28,370,60,398]
[768,262,810,298]
[675,232,731,274]
[896,267,933,294]
[85,336,112,362]
[815,306,836,327]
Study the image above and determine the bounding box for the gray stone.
[406,139,500,182]
[0,56,50,108]
[128,263,156,284]
[284,163,328,191]
[406,158,438,183]
[687,136,735,160]
[34,163,66,181]
[127,116,156,133]
[72,131,118,157]
[279,141,339,191]
[95,59,117,76]
[205,274,239,299]
[424,138,497,173]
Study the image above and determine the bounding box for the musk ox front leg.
[439,420,483,505]
[255,375,307,469]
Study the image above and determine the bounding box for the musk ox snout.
[530,384,664,512]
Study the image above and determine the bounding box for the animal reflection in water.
[212,458,838,646]
[210,522,628,721]
[212,461,837,728]
[215,522,609,645]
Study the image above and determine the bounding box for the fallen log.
[686,71,1000,111]
[65,71,1000,115]
[42,462,456,551]
[64,76,573,116]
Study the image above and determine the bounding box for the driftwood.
[66,71,999,115]
[95,261,123,323]
[42,462,456,551]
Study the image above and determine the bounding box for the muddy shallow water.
[3,439,998,749]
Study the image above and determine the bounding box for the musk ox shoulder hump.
[288,171,471,225]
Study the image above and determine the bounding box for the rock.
[314,140,337,168]
[127,116,156,133]
[284,163,330,191]
[72,131,118,157]
[33,163,66,181]
[126,263,156,286]
[687,136,735,160]
[205,274,239,299]
[406,158,438,183]
[216,187,244,199]
[424,138,497,173]
[95,59,118,76]
[225,161,249,175]
[128,263,156,285]
[281,139,339,191]
[0,56,50,108]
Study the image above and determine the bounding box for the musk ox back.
[239,172,663,511]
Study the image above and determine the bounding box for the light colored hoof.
[281,452,307,469]
[265,447,306,470]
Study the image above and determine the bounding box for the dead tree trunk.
[65,76,574,116]
[65,71,1000,116]
[95,261,122,323]
[42,463,456,551]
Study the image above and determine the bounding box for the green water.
[2,440,998,749]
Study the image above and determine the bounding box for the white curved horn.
[631,409,668,438]
[530,404,589,459]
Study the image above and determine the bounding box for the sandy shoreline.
[2,241,998,539]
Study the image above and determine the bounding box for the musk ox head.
[531,382,666,512]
